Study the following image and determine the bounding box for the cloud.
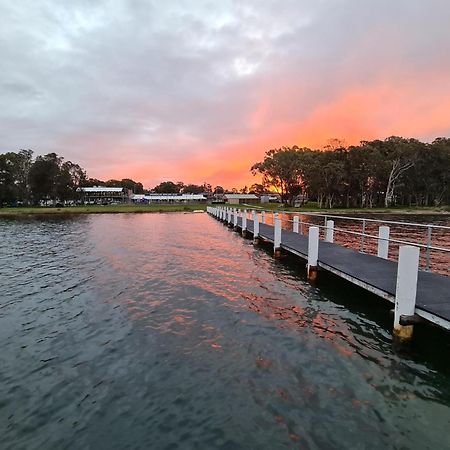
[1,0,450,188]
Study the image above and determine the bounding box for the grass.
[1,202,448,216]
[0,203,208,216]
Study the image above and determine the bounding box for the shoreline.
[0,204,449,217]
[0,204,208,217]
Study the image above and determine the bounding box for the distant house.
[224,194,260,205]
[131,193,207,203]
[260,194,281,203]
[78,186,131,204]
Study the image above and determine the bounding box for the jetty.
[207,206,450,339]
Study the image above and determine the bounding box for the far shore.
[0,203,449,217]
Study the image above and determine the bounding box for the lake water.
[1,213,450,449]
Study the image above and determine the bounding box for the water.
[1,213,450,449]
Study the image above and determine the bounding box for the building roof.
[79,186,124,193]
[224,194,259,199]
[132,194,206,201]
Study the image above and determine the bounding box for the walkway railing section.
[206,206,450,338]
[206,206,450,276]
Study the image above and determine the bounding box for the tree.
[0,150,33,205]
[0,154,15,205]
[120,178,144,194]
[29,153,62,204]
[183,184,204,194]
[251,146,306,205]
[249,183,265,195]
[56,162,86,201]
[153,181,182,193]
[202,182,212,193]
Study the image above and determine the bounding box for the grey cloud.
[1,0,450,183]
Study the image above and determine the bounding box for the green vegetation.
[251,137,450,208]
[0,204,207,216]
[0,149,145,206]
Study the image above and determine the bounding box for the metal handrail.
[217,206,450,272]
[242,204,450,230]
[229,207,450,233]
[274,217,450,253]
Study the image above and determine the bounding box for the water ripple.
[1,214,450,450]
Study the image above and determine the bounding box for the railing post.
[242,209,247,236]
[394,245,420,341]
[360,219,366,253]
[233,208,238,228]
[325,220,334,243]
[307,226,319,281]
[293,216,299,233]
[377,226,390,259]
[274,216,282,258]
[425,226,432,271]
[261,210,266,224]
[252,210,259,244]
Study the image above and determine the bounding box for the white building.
[78,186,130,204]
[131,193,207,203]
[224,194,260,205]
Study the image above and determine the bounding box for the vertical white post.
[394,245,420,340]
[274,217,282,257]
[307,226,319,280]
[377,226,390,259]
[233,208,238,227]
[242,209,247,234]
[293,216,299,233]
[252,210,259,243]
[261,211,266,224]
[325,220,334,243]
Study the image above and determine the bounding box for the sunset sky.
[1,0,450,189]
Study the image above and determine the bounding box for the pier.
[207,206,450,339]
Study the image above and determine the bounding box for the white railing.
[209,206,450,274]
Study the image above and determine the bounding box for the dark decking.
[231,217,450,326]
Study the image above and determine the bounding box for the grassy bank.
[0,204,208,216]
[1,202,448,217]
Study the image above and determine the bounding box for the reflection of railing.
[234,206,450,274]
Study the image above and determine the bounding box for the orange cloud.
[81,69,450,190]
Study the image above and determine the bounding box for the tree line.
[251,136,450,208]
[0,150,144,206]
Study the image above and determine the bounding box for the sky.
[1,0,450,189]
